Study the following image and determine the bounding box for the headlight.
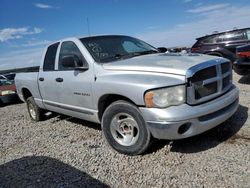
[0,90,16,96]
[144,85,185,108]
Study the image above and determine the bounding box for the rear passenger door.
[38,42,62,110]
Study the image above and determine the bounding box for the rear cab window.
[43,42,59,71]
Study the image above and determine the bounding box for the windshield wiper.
[100,54,131,62]
[115,50,159,58]
[103,53,139,61]
[101,50,159,62]
[135,50,159,55]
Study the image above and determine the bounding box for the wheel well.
[205,51,235,62]
[98,94,136,121]
[22,88,32,101]
[206,51,223,57]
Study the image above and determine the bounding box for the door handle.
[39,77,44,81]
[55,78,63,82]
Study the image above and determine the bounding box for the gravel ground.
[0,72,250,188]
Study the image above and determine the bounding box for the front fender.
[92,70,185,110]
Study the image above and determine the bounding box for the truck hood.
[102,53,223,75]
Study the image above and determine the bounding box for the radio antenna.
[87,17,91,36]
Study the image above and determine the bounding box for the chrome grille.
[187,61,232,105]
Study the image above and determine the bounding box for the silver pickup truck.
[16,35,239,155]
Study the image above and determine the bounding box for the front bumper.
[139,85,239,140]
[0,93,19,104]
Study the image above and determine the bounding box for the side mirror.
[61,55,88,70]
[157,47,168,53]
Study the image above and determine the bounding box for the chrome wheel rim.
[28,103,36,119]
[110,113,139,146]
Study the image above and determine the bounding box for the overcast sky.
[0,0,250,70]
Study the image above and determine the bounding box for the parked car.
[191,27,250,62]
[233,44,250,75]
[15,35,239,155]
[0,73,16,81]
[0,79,19,105]
[0,75,7,80]
[3,73,16,81]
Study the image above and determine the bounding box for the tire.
[102,100,151,155]
[26,96,44,121]
[0,99,3,107]
[233,65,250,75]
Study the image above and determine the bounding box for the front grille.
[191,66,217,82]
[187,61,232,105]
[194,82,218,99]
[223,75,231,89]
[221,62,230,74]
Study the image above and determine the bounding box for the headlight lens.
[145,85,185,108]
[0,90,16,96]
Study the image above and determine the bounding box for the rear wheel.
[26,96,44,121]
[0,99,3,107]
[102,100,151,155]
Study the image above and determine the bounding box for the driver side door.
[55,40,95,119]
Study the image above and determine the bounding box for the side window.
[215,35,224,43]
[222,31,246,42]
[246,29,250,40]
[43,42,59,71]
[202,36,218,44]
[58,41,87,71]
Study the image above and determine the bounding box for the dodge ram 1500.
[15,35,239,155]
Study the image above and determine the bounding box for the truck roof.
[46,35,131,48]
[196,27,250,40]
[55,35,129,42]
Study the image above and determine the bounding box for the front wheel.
[102,100,151,155]
[26,96,44,121]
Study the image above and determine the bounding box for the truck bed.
[15,72,42,102]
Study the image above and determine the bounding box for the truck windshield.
[80,36,158,63]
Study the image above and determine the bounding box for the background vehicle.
[15,35,239,155]
[233,44,250,75]
[191,27,250,62]
[0,75,6,80]
[3,73,16,81]
[0,73,16,81]
[0,79,19,105]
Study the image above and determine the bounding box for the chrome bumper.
[139,85,239,140]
